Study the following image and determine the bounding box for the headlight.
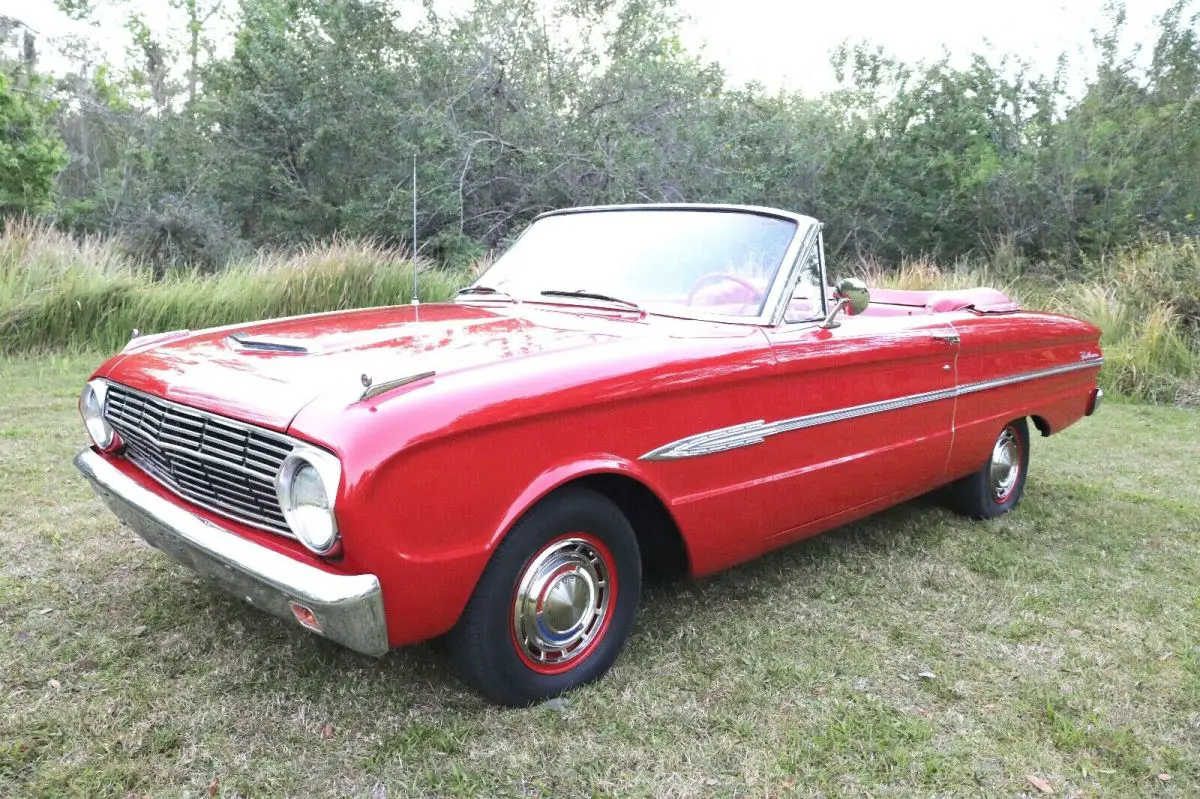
[79,380,117,450]
[275,446,342,554]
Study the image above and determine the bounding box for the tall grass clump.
[0,218,463,354]
[1058,241,1200,404]
[3,218,1198,405]
[0,217,133,309]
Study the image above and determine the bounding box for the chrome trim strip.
[359,370,436,402]
[535,202,819,227]
[954,359,1103,396]
[640,359,1104,461]
[74,449,388,657]
[640,420,770,460]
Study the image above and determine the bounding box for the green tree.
[0,71,68,215]
[19,0,1200,269]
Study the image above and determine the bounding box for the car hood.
[101,302,677,431]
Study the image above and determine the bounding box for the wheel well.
[1030,414,1052,437]
[553,473,689,583]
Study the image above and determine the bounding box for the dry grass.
[1,355,1198,797]
[3,218,1198,403]
[0,218,462,355]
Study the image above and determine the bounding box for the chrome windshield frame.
[461,204,821,327]
[766,223,827,328]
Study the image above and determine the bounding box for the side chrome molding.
[641,358,1104,461]
[640,420,770,461]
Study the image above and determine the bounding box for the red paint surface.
[89,296,1102,648]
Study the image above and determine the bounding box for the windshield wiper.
[539,289,641,311]
[456,284,515,301]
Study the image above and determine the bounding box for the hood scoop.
[228,332,309,353]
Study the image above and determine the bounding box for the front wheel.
[447,488,641,706]
[947,417,1030,519]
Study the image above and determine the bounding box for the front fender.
[484,454,676,552]
[335,430,677,645]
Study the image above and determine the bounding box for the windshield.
[471,209,800,320]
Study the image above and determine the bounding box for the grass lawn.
[1,354,1198,798]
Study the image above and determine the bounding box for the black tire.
[947,417,1030,519]
[447,488,642,707]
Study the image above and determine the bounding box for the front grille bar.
[102,383,297,537]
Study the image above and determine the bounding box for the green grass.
[1,356,1198,797]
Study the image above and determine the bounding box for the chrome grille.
[103,384,295,536]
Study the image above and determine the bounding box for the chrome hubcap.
[513,537,612,669]
[990,427,1021,502]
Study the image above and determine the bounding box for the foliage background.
[4,0,1199,266]
[0,0,1197,400]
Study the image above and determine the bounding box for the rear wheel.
[947,417,1030,519]
[448,488,641,706]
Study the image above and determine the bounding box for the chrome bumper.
[74,449,389,656]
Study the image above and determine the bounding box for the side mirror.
[820,278,870,328]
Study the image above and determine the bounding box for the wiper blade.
[456,284,515,301]
[539,289,641,310]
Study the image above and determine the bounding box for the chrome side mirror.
[838,277,870,315]
[819,278,870,328]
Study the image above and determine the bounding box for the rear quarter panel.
[945,310,1102,479]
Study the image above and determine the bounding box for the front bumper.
[74,449,389,656]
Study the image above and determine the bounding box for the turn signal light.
[289,601,322,633]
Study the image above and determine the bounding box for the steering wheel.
[686,273,762,306]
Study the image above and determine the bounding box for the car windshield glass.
[473,210,799,319]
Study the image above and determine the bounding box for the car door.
[757,309,959,541]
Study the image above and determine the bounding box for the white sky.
[1,0,1181,93]
[679,0,1172,93]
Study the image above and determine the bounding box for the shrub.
[117,196,244,275]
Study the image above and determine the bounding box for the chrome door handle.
[932,333,961,344]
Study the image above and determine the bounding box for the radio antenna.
[411,153,419,306]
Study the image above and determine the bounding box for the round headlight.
[79,380,116,449]
[276,447,342,554]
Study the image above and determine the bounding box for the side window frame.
[775,229,828,327]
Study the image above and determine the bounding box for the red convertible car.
[75,204,1104,705]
